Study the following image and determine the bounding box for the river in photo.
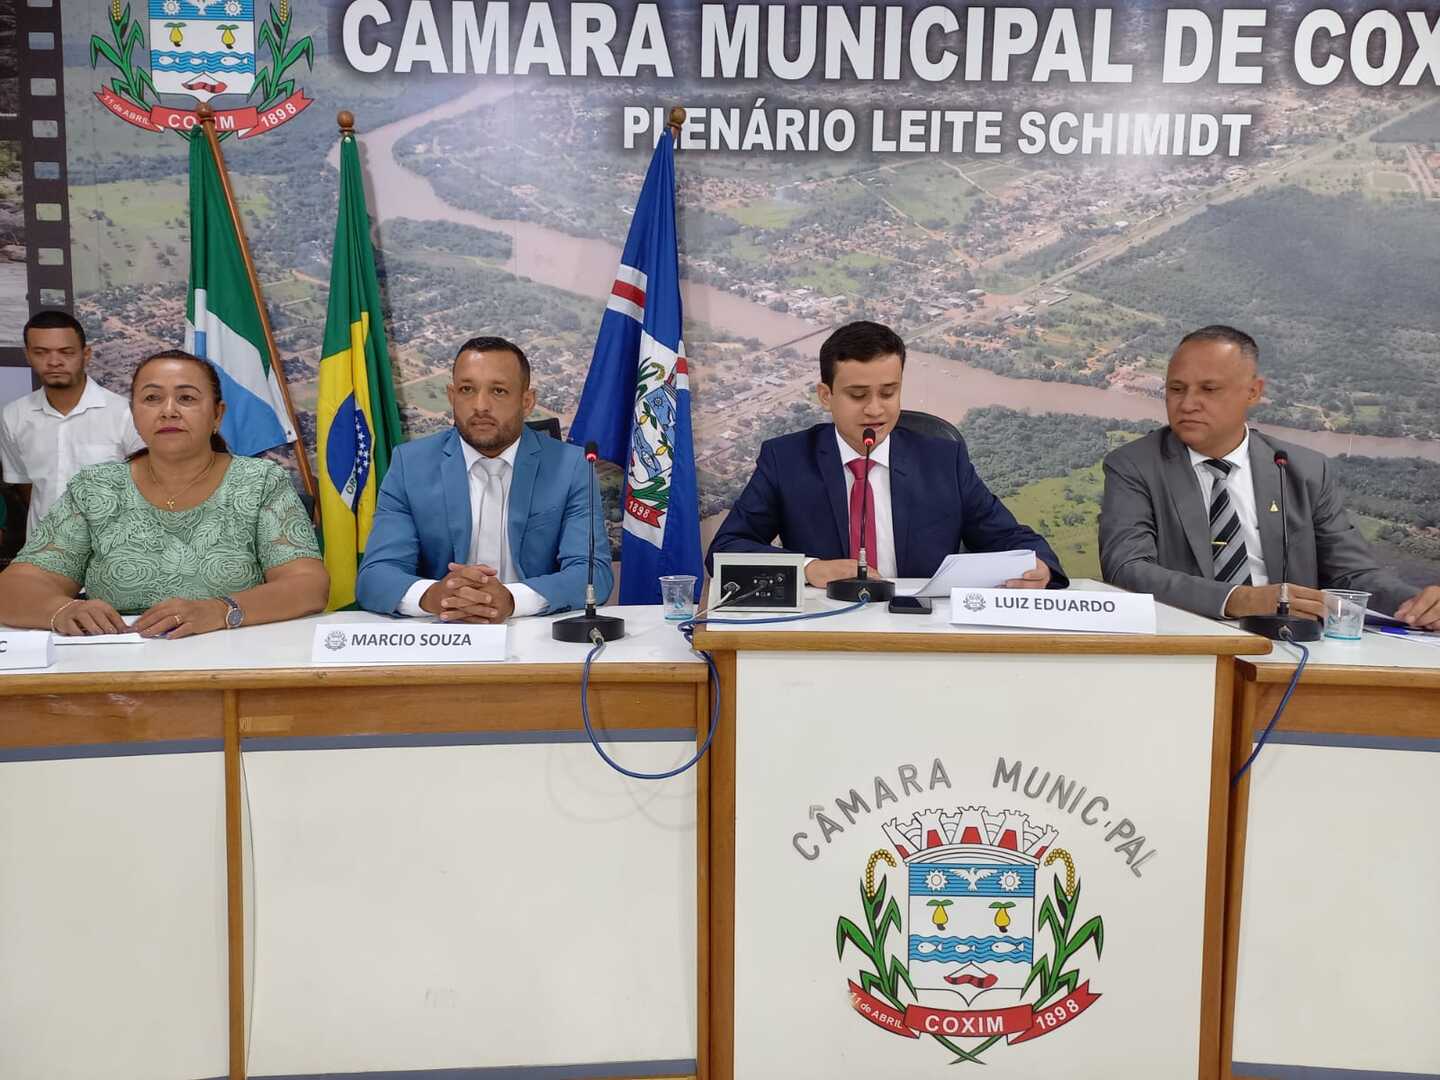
[353,81,1440,465]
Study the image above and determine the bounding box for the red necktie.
[847,457,878,568]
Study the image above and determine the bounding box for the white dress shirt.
[1188,430,1269,615]
[0,376,144,534]
[396,435,546,618]
[834,428,898,580]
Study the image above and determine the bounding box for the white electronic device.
[708,552,808,614]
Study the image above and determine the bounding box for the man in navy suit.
[356,337,611,622]
[708,322,1066,589]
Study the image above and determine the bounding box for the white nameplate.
[0,630,56,671]
[311,622,507,664]
[949,588,1156,634]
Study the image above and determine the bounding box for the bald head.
[1177,325,1259,369]
[1165,328,1264,458]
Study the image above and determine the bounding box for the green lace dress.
[14,456,320,613]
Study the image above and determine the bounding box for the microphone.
[1238,448,1320,642]
[856,427,876,581]
[827,425,895,603]
[552,440,626,643]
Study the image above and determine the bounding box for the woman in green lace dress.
[0,350,328,637]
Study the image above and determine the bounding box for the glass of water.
[660,575,698,621]
[1322,589,1369,640]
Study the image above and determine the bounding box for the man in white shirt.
[355,337,612,622]
[0,311,143,537]
[1100,325,1440,628]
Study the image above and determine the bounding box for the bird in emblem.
[954,868,995,892]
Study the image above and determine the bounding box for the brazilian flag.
[317,129,403,611]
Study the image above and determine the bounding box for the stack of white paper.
[900,550,1039,598]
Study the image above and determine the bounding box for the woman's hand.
[51,598,128,636]
[134,598,227,639]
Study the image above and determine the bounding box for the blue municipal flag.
[184,132,295,456]
[569,132,701,605]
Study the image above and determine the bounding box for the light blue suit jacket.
[355,425,613,616]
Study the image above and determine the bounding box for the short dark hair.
[818,321,906,387]
[130,349,229,454]
[23,309,86,350]
[1178,325,1259,367]
[455,335,530,387]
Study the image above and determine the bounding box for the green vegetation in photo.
[1076,187,1440,438]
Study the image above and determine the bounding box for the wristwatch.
[219,595,244,629]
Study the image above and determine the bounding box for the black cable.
[578,597,872,780]
[580,632,721,781]
[679,598,871,637]
[1232,635,1310,786]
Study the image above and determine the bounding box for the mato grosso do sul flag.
[317,124,404,611]
[569,126,701,605]
[184,130,297,456]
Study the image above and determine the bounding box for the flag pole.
[668,105,686,143]
[194,102,317,500]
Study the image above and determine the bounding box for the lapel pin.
[1269,501,1279,512]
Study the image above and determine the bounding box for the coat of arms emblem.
[625,354,685,541]
[838,805,1105,1064]
[90,0,313,139]
[149,0,257,101]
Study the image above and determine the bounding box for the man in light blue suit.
[356,337,612,622]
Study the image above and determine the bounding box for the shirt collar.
[834,426,891,469]
[30,376,111,419]
[1187,428,1250,473]
[460,432,520,473]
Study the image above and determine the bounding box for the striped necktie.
[1203,458,1252,586]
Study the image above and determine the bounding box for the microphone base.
[826,576,896,604]
[551,612,627,644]
[1239,613,1322,642]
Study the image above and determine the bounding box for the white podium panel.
[1233,742,1440,1074]
[241,741,698,1075]
[0,753,228,1080]
[733,651,1217,1079]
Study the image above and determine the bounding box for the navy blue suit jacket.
[356,425,612,616]
[707,424,1067,585]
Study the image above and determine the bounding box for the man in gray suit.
[1100,325,1440,628]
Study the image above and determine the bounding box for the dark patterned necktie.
[1203,458,1252,585]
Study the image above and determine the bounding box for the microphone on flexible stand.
[1239,450,1321,642]
[553,441,626,643]
[827,427,895,603]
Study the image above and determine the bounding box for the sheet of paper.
[1363,607,1408,629]
[52,615,145,646]
[900,550,1038,598]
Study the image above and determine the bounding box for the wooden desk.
[0,608,707,1080]
[694,582,1266,1080]
[1224,632,1440,1080]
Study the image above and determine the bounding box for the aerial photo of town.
[52,0,1440,580]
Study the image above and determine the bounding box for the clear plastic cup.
[660,575,698,621]
[1323,589,1369,640]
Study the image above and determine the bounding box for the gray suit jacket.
[1099,426,1414,617]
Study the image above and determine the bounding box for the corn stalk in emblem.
[89,2,157,109]
[251,0,314,114]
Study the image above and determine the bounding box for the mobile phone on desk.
[888,595,932,614]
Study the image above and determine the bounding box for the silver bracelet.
[49,598,82,633]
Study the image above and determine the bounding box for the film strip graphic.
[3,0,76,381]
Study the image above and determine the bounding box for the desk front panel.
[0,750,229,1080]
[729,650,1221,1080]
[0,665,705,1080]
[1229,664,1440,1080]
